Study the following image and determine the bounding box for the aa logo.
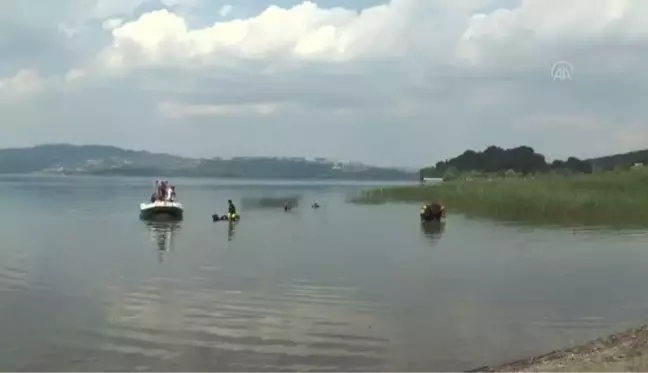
[551,60,573,81]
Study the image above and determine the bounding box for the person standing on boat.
[166,183,173,201]
[160,180,167,201]
[169,186,176,202]
[154,180,161,201]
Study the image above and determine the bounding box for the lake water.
[2,176,648,371]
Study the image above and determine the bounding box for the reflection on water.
[420,221,445,246]
[227,221,237,241]
[144,221,182,262]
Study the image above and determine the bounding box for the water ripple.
[0,248,35,292]
[93,278,389,370]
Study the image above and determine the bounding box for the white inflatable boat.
[139,200,184,221]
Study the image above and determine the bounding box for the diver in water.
[227,199,237,219]
[212,200,239,222]
[212,199,239,222]
[420,202,445,222]
[420,203,430,216]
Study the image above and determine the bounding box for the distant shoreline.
[469,324,648,372]
[0,144,417,182]
[0,172,418,183]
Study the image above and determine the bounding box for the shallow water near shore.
[2,175,648,371]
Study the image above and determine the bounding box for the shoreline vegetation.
[353,145,648,227]
[353,167,648,227]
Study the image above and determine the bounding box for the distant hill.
[0,144,417,180]
[587,149,648,170]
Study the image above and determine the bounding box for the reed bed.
[353,168,648,226]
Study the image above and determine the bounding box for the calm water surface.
[2,176,648,371]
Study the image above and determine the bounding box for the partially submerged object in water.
[241,196,300,209]
[311,202,320,208]
[212,213,240,222]
[420,202,445,222]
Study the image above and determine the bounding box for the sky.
[1,0,648,168]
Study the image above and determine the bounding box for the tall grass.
[353,168,648,226]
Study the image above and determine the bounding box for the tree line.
[420,145,594,178]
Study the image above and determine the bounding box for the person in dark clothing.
[225,199,239,221]
[154,180,160,201]
[420,202,445,222]
[211,201,240,222]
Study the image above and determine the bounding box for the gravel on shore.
[468,325,648,372]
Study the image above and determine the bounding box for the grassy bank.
[353,168,648,226]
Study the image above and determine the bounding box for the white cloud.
[2,0,648,166]
[157,101,280,118]
[95,0,648,76]
[57,22,78,38]
[64,68,87,83]
[86,0,148,20]
[218,4,233,17]
[102,18,124,30]
[98,0,476,69]
[0,69,43,100]
[455,0,648,70]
